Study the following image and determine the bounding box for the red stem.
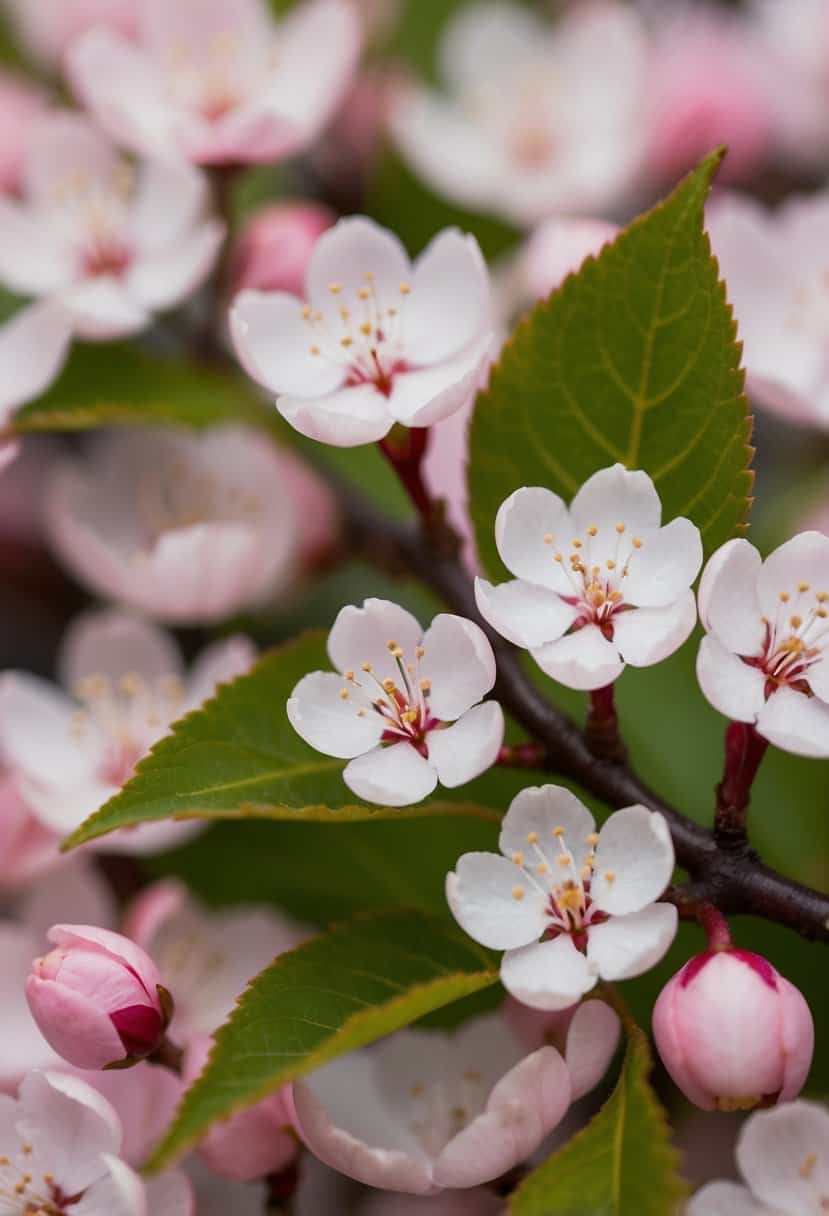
[497,741,546,768]
[697,902,733,952]
[716,722,769,839]
[378,427,433,522]
[585,682,625,761]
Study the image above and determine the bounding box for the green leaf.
[64,633,505,850]
[12,341,275,435]
[469,151,753,574]
[146,909,498,1171]
[510,1020,688,1216]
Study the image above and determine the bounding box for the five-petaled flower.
[447,784,677,1010]
[287,598,504,806]
[697,532,829,757]
[475,464,703,691]
[231,216,494,447]
[688,1100,829,1216]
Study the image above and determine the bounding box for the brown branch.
[338,482,829,943]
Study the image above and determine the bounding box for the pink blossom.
[231,216,494,447]
[653,947,814,1113]
[0,72,48,195]
[643,8,774,187]
[751,0,829,170]
[519,216,619,304]
[26,925,170,1070]
[0,772,60,893]
[230,202,334,296]
[505,996,621,1100]
[0,302,74,453]
[0,113,223,352]
[46,428,303,623]
[0,608,256,854]
[3,0,138,66]
[292,1010,572,1194]
[67,0,361,167]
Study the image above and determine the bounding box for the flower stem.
[715,721,769,840]
[148,1034,184,1075]
[497,741,547,768]
[697,902,733,952]
[585,682,626,762]
[265,1161,300,1214]
[378,426,433,522]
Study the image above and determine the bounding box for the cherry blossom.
[447,785,677,1010]
[519,217,619,305]
[231,216,493,447]
[475,465,702,691]
[0,773,61,893]
[688,1100,829,1216]
[0,608,256,854]
[390,1,647,226]
[292,1010,572,1194]
[287,598,504,806]
[0,1071,157,1215]
[653,947,814,1112]
[0,302,74,468]
[751,0,829,170]
[697,534,829,757]
[229,202,334,296]
[2,0,138,67]
[46,427,302,623]
[0,72,48,194]
[0,113,223,361]
[707,190,829,429]
[505,996,621,1100]
[67,0,361,167]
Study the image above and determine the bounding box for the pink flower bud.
[26,924,172,1070]
[229,203,335,297]
[653,947,814,1112]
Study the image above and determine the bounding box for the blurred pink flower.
[292,1010,572,1194]
[0,302,74,455]
[26,924,169,1070]
[0,72,48,195]
[230,202,335,296]
[643,7,774,186]
[0,607,256,854]
[3,0,138,66]
[751,0,829,170]
[0,772,61,893]
[505,997,621,1100]
[708,190,829,428]
[391,1,647,225]
[46,427,306,622]
[68,0,361,167]
[520,216,619,302]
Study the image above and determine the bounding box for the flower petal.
[735,1100,829,1214]
[0,300,72,418]
[287,671,382,759]
[499,784,595,868]
[58,608,183,692]
[386,337,490,429]
[446,852,547,950]
[0,671,104,785]
[757,531,829,620]
[613,591,697,667]
[328,598,423,685]
[493,486,573,592]
[569,465,662,546]
[700,538,765,654]
[230,289,345,397]
[474,577,577,648]
[19,1071,122,1194]
[686,1182,765,1216]
[62,278,149,340]
[531,624,624,691]
[586,903,678,981]
[428,702,503,787]
[24,112,120,203]
[404,229,490,365]
[807,655,829,703]
[307,216,410,313]
[418,614,496,719]
[185,636,256,710]
[73,1155,148,1216]
[565,999,622,1100]
[755,685,829,757]
[277,383,392,446]
[344,742,437,807]
[622,517,703,607]
[0,199,70,295]
[127,219,225,312]
[696,634,767,722]
[592,807,675,915]
[500,936,597,1011]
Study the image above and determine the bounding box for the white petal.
[756,685,829,757]
[127,219,224,312]
[592,807,675,915]
[230,289,345,397]
[343,742,437,806]
[587,903,678,981]
[757,532,829,620]
[418,614,496,719]
[386,337,490,429]
[20,1071,122,1195]
[696,634,767,722]
[531,624,624,691]
[622,517,703,607]
[565,999,622,1100]
[62,278,149,339]
[129,161,208,248]
[306,216,411,313]
[569,465,662,542]
[736,1100,829,1214]
[287,671,382,759]
[809,655,829,703]
[185,636,257,709]
[474,577,577,648]
[58,608,182,691]
[439,1,541,92]
[493,486,573,591]
[328,598,423,686]
[277,382,392,446]
[427,701,504,787]
[499,784,595,867]
[0,199,70,294]
[446,852,547,950]
[500,936,596,1011]
[613,592,697,667]
[404,229,491,364]
[701,538,765,654]
[0,671,103,785]
[73,1156,148,1216]
[687,1182,766,1216]
[0,300,72,418]
[24,112,120,203]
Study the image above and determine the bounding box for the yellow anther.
[340,336,352,348]
[604,870,616,883]
[780,592,790,603]
[632,536,642,548]
[791,615,803,629]
[401,709,418,724]
[328,282,342,294]
[572,539,582,549]
[400,282,411,294]
[416,646,425,658]
[340,307,351,321]
[357,709,366,717]
[554,552,563,563]
[799,582,811,593]
[382,678,396,692]
[364,272,375,281]
[819,609,828,619]
[358,287,371,299]
[587,525,598,537]
[553,826,565,837]
[587,832,600,845]
[536,863,548,874]
[390,646,404,659]
[339,689,349,700]
[818,592,828,603]
[616,523,626,534]
[359,322,372,335]
[512,852,524,865]
[557,854,572,866]
[800,1152,817,1179]
[419,678,431,691]
[543,533,553,544]
[387,306,398,317]
[512,885,525,900]
[301,305,312,319]
[606,559,616,570]
[387,639,398,651]
[582,865,592,880]
[527,831,538,844]
[344,670,355,681]
[361,662,372,672]
[309,344,320,355]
